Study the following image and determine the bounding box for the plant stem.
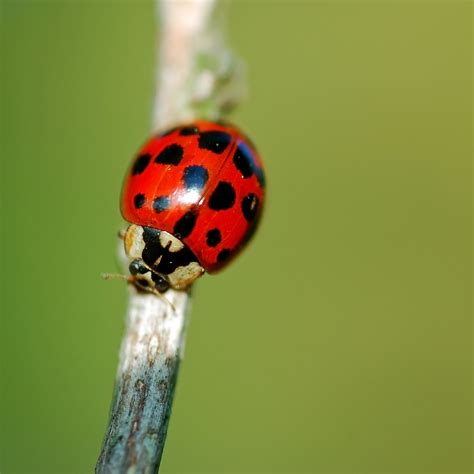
[95,292,189,474]
[96,1,243,472]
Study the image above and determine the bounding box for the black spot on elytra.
[132,154,151,175]
[179,126,199,136]
[134,193,145,209]
[183,165,209,191]
[241,193,259,222]
[155,144,183,165]
[206,228,221,247]
[173,211,198,239]
[233,142,265,188]
[141,226,199,276]
[217,248,231,263]
[208,182,236,210]
[233,143,255,178]
[153,196,171,213]
[198,131,231,154]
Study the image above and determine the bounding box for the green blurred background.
[1,1,471,473]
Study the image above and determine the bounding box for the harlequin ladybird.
[120,120,265,294]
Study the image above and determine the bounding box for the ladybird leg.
[117,228,127,240]
[154,290,176,314]
[134,279,176,313]
[103,271,176,312]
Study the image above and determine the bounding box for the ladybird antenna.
[102,273,176,313]
[101,272,132,282]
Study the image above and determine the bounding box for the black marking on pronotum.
[183,165,209,191]
[134,193,145,209]
[241,193,259,222]
[233,142,265,187]
[217,248,231,263]
[198,131,232,154]
[153,196,171,213]
[206,228,221,247]
[142,226,161,243]
[233,143,255,178]
[132,154,151,175]
[179,126,199,136]
[173,210,198,239]
[141,226,198,276]
[208,181,236,210]
[155,144,184,165]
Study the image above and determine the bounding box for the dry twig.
[96,1,243,472]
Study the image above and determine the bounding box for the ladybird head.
[123,224,204,292]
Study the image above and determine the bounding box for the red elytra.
[121,120,265,273]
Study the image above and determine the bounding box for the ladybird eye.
[151,273,170,293]
[129,259,148,275]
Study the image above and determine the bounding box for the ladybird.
[120,120,265,294]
